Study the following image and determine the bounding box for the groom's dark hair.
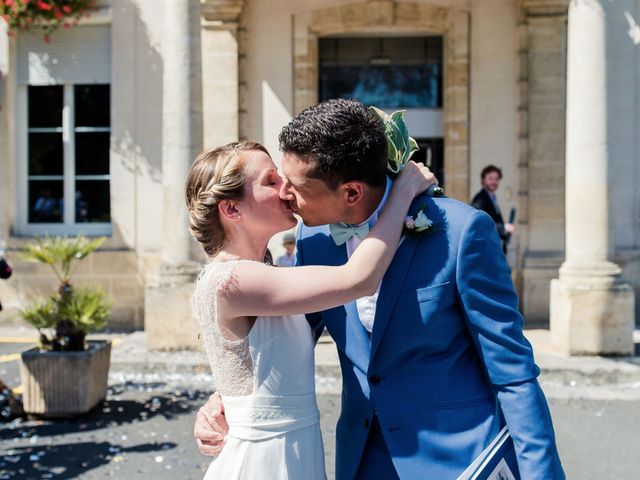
[279,98,388,190]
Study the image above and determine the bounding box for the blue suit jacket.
[296,196,564,480]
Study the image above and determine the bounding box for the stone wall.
[519,0,568,322]
[469,0,519,265]
[0,0,164,330]
[0,250,149,330]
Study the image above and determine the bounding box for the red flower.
[5,0,14,8]
[37,1,52,11]
[62,5,71,14]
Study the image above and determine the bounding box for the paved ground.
[1,326,640,478]
[2,377,639,479]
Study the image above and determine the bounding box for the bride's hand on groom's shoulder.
[396,161,438,198]
[194,391,229,456]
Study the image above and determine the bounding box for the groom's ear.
[218,200,241,221]
[341,182,365,207]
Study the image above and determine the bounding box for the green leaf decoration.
[371,107,419,178]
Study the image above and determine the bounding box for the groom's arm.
[194,392,228,456]
[295,227,326,343]
[456,210,565,479]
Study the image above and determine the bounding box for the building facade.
[0,0,637,351]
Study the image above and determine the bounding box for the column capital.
[201,0,245,23]
[520,0,569,16]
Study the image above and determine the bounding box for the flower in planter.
[0,0,96,41]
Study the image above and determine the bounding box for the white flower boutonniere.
[370,106,445,198]
[403,205,437,239]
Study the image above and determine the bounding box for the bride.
[187,141,435,479]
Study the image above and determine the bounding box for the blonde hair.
[186,142,270,256]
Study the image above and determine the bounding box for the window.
[319,37,443,109]
[15,24,111,236]
[319,36,445,188]
[20,84,111,234]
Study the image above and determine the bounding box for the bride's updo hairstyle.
[186,141,270,257]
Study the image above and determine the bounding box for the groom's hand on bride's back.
[194,391,229,456]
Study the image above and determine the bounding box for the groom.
[194,99,564,479]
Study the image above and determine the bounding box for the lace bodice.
[193,260,317,398]
[193,261,255,396]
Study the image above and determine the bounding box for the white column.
[550,0,635,355]
[162,0,201,263]
[563,0,612,272]
[146,0,203,350]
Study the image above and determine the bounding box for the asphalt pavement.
[1,326,639,479]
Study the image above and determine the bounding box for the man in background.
[471,165,514,254]
[276,233,296,267]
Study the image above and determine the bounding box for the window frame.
[15,83,112,236]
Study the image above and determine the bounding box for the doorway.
[318,36,445,185]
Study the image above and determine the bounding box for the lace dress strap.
[193,260,255,396]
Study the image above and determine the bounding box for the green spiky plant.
[17,236,112,351]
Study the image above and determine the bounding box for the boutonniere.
[403,204,437,239]
[371,106,445,198]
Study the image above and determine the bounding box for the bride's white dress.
[193,260,327,480]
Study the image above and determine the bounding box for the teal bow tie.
[329,222,370,246]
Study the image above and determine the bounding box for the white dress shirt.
[345,179,392,334]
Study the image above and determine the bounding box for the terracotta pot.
[19,340,111,417]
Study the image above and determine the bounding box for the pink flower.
[62,5,71,14]
[404,216,416,229]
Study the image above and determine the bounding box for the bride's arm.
[218,162,434,319]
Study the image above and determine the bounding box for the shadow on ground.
[0,441,177,479]
[0,382,211,479]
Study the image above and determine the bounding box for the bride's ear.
[218,200,241,221]
[342,182,364,207]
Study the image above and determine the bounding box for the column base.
[550,274,635,356]
[144,261,203,351]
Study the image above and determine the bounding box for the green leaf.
[408,137,419,160]
[16,297,59,330]
[370,106,390,123]
[370,106,422,176]
[57,287,112,334]
[20,235,106,285]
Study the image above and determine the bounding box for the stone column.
[201,0,245,148]
[145,0,203,350]
[550,0,635,355]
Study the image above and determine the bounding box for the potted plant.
[0,0,95,42]
[17,235,112,417]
